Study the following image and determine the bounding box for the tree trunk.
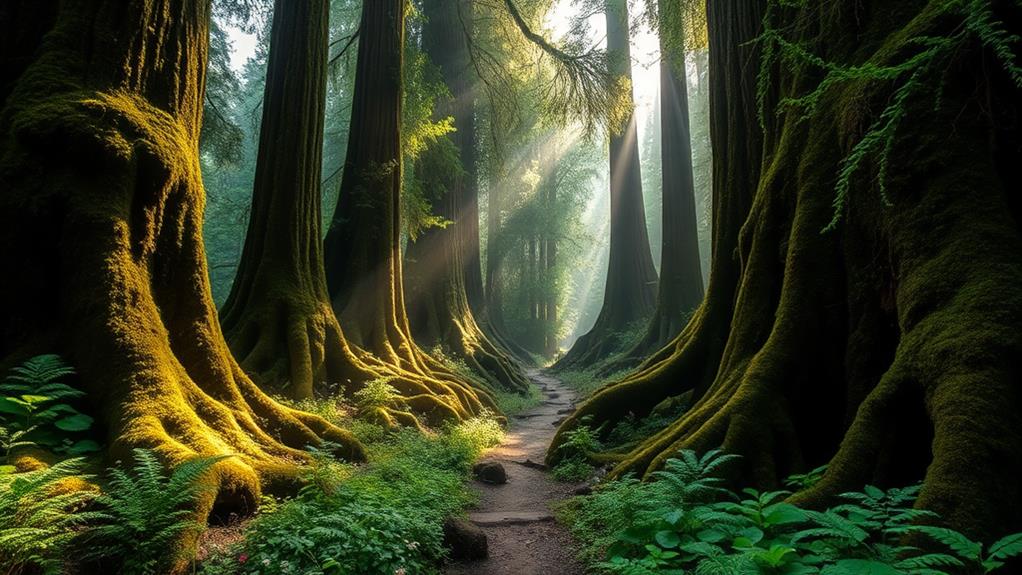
[219,0,365,401]
[554,0,659,371]
[0,0,365,551]
[404,0,529,394]
[553,0,1022,538]
[323,0,497,423]
[599,0,705,373]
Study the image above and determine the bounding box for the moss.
[550,0,1022,539]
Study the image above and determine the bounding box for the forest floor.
[445,369,586,575]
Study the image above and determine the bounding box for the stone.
[473,460,508,484]
[443,517,488,560]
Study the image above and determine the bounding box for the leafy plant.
[552,417,604,482]
[224,427,486,575]
[784,464,827,490]
[352,377,402,413]
[81,448,230,574]
[563,449,1022,575]
[0,458,101,575]
[0,355,99,462]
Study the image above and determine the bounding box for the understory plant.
[0,355,100,471]
[0,459,101,575]
[561,449,1022,575]
[81,449,231,574]
[205,417,503,575]
[552,417,604,482]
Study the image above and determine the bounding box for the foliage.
[552,458,596,482]
[0,355,99,468]
[784,465,828,491]
[0,459,101,575]
[494,383,544,416]
[758,0,1022,231]
[81,449,231,574]
[211,424,497,575]
[352,377,402,413]
[552,417,604,482]
[562,449,1022,575]
[447,413,505,455]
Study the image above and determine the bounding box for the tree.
[603,0,705,370]
[0,0,365,549]
[219,0,365,400]
[553,0,1022,538]
[555,0,659,370]
[404,0,529,393]
[323,0,497,422]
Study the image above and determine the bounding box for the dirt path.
[445,369,587,575]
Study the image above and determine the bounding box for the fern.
[81,449,231,574]
[3,354,76,388]
[0,458,103,575]
[757,0,1022,231]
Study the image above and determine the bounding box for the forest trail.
[445,369,586,575]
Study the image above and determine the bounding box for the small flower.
[406,541,419,550]
[395,568,407,575]
[262,558,271,566]
[238,554,248,563]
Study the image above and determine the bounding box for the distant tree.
[323,0,498,422]
[554,0,659,370]
[219,0,366,400]
[404,0,530,393]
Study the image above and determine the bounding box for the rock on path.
[444,369,586,575]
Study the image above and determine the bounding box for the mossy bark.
[552,0,1022,538]
[554,0,659,371]
[219,0,366,401]
[602,2,705,372]
[0,0,365,558]
[323,0,498,422]
[404,0,529,395]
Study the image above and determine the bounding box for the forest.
[1,0,1021,574]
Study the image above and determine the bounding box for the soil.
[444,369,588,575]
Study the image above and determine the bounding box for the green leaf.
[0,464,16,475]
[697,529,728,544]
[54,413,94,432]
[765,503,806,525]
[19,395,51,405]
[821,559,902,575]
[907,526,983,560]
[66,439,102,454]
[0,396,29,416]
[655,530,682,549]
[988,532,1022,562]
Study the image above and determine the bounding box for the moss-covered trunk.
[0,0,365,548]
[219,0,366,400]
[323,0,497,422]
[405,0,529,394]
[554,0,659,371]
[604,0,705,372]
[553,0,1022,539]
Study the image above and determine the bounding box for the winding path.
[445,369,586,575]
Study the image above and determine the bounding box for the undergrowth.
[559,449,1022,575]
[200,416,505,575]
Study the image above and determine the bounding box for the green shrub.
[81,449,229,574]
[551,418,602,482]
[218,424,490,575]
[563,449,1022,575]
[0,459,101,575]
[353,377,401,413]
[0,355,100,466]
[494,384,543,416]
